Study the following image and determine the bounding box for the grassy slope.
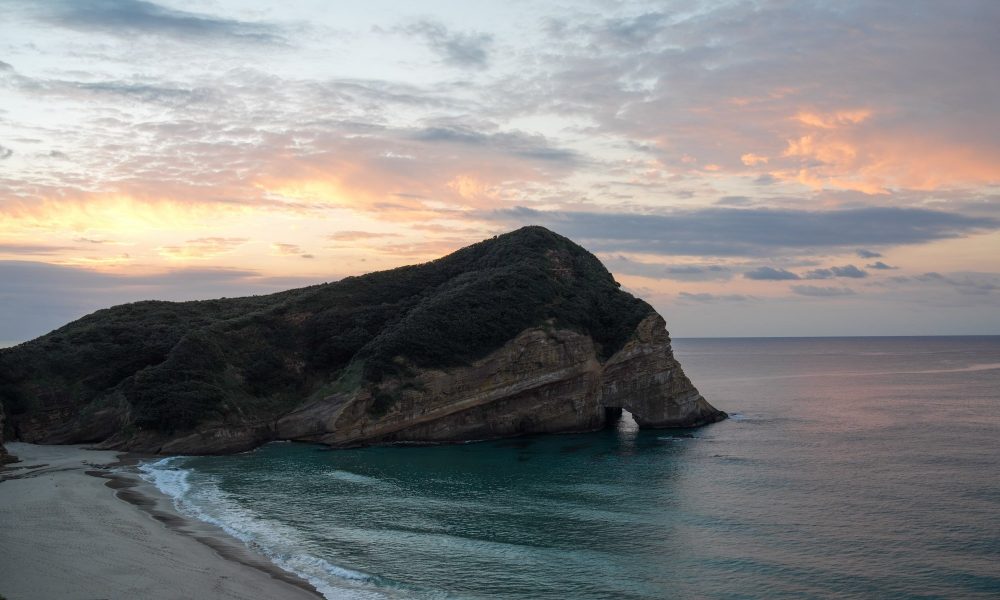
[0,227,653,437]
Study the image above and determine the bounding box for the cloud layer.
[488,206,997,256]
[1,0,998,339]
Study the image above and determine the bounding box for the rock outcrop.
[0,226,725,454]
[278,314,722,447]
[1,401,17,464]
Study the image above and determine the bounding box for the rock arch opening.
[604,406,639,432]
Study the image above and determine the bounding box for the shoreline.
[0,442,322,600]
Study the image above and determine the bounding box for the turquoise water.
[140,337,1000,599]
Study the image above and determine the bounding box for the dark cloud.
[601,256,732,281]
[744,266,800,281]
[715,196,752,206]
[791,285,856,298]
[596,12,670,48]
[412,127,577,163]
[0,145,12,160]
[867,261,897,270]
[75,80,209,106]
[677,292,752,303]
[832,265,867,278]
[803,264,868,279]
[3,64,213,108]
[32,0,283,43]
[399,20,493,68]
[916,272,999,295]
[856,248,882,258]
[486,206,998,257]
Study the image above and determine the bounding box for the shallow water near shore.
[140,336,1000,599]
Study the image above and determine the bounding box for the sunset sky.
[1,0,998,341]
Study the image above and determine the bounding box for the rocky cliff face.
[95,313,723,454]
[75,311,724,454]
[1,401,17,464]
[278,313,723,448]
[1,226,725,454]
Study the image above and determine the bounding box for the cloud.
[159,237,248,259]
[523,2,1000,193]
[486,206,998,257]
[791,285,856,298]
[411,127,577,163]
[744,266,800,281]
[272,242,303,255]
[867,261,897,270]
[29,0,283,43]
[803,264,867,279]
[741,153,769,166]
[0,260,331,342]
[0,145,12,160]
[915,272,999,295]
[856,248,882,258]
[398,20,493,68]
[74,80,209,106]
[271,242,313,259]
[678,292,752,303]
[579,11,670,48]
[0,0,996,337]
[715,196,753,206]
[0,243,75,255]
[327,231,397,242]
[746,263,868,281]
[602,256,732,281]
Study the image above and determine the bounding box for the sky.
[1,0,998,341]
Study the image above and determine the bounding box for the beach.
[0,442,320,600]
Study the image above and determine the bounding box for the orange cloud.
[760,108,1000,193]
[794,109,872,129]
[327,230,396,242]
[740,153,769,166]
[447,174,496,201]
[158,237,248,260]
[0,194,251,235]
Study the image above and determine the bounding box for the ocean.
[139,337,1000,599]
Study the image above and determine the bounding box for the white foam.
[138,456,191,497]
[326,469,386,486]
[139,458,390,600]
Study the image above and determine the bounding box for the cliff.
[0,401,16,463]
[0,226,724,454]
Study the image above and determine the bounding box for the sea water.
[139,337,1000,599]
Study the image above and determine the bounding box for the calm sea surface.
[140,337,1000,599]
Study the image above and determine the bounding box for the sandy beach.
[0,443,321,600]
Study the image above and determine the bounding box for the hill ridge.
[0,226,724,455]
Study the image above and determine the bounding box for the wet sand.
[0,442,322,600]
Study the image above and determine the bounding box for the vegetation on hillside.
[0,227,653,435]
